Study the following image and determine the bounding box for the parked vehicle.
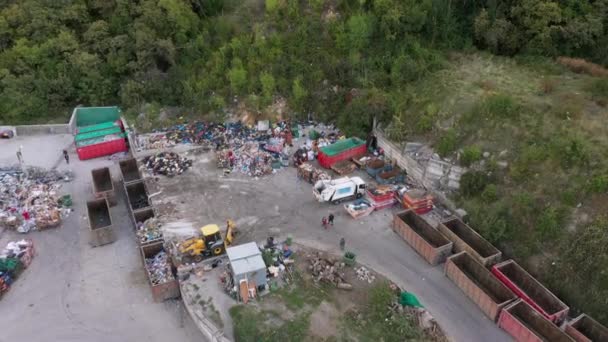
[313,176,366,204]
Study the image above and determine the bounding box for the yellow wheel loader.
[179,220,237,263]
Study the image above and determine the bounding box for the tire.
[183,255,193,264]
[356,193,362,199]
[193,254,204,263]
[332,199,340,205]
[213,246,225,255]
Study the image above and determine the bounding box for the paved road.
[153,151,513,342]
[0,137,200,342]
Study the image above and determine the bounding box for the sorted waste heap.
[142,152,192,177]
[0,167,72,233]
[145,250,174,286]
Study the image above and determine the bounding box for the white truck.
[313,176,366,204]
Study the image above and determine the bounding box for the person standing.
[328,213,335,226]
[63,149,70,164]
[339,237,345,251]
[322,216,328,229]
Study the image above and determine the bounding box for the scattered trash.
[0,168,72,233]
[297,163,330,184]
[145,250,175,285]
[0,239,35,297]
[136,217,163,244]
[142,152,192,177]
[355,266,376,283]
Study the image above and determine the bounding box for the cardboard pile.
[0,168,72,233]
[145,250,175,286]
[142,152,193,177]
[297,163,330,184]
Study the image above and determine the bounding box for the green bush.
[551,135,589,169]
[460,171,490,197]
[481,184,498,202]
[483,94,520,119]
[436,129,458,156]
[461,145,482,166]
[536,206,565,240]
[589,174,608,193]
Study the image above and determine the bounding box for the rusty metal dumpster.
[87,198,116,247]
[392,210,452,265]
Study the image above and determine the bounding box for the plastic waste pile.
[0,168,72,233]
[234,142,274,177]
[142,152,192,177]
[136,217,163,244]
[145,250,174,285]
[0,239,35,297]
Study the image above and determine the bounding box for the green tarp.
[76,132,126,147]
[75,106,121,127]
[319,138,365,156]
[399,292,424,308]
[77,121,119,134]
[75,127,122,142]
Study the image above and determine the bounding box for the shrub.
[436,129,458,156]
[589,174,608,193]
[481,184,498,202]
[540,78,557,94]
[461,145,482,166]
[483,94,520,119]
[586,78,608,107]
[557,57,608,77]
[460,171,490,197]
[536,206,565,240]
[551,135,588,169]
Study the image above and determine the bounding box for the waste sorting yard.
[2,109,607,342]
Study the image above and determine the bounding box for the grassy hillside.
[384,53,608,324]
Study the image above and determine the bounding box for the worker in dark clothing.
[339,237,345,251]
[63,149,69,164]
[328,214,335,226]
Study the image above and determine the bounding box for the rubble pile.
[307,253,352,290]
[355,266,376,283]
[233,143,274,177]
[142,152,192,177]
[262,237,295,283]
[0,169,72,233]
[136,217,163,244]
[0,239,35,297]
[145,250,175,285]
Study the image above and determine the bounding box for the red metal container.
[492,260,569,324]
[438,218,501,267]
[366,186,397,211]
[498,300,574,342]
[77,138,127,160]
[318,138,367,168]
[445,252,517,322]
[565,314,608,342]
[393,210,453,265]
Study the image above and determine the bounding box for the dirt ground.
[146,145,511,342]
[0,135,201,342]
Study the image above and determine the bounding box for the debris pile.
[0,169,72,233]
[0,239,35,297]
[261,237,295,284]
[142,152,192,177]
[344,199,374,219]
[145,250,175,285]
[298,163,330,184]
[136,217,163,244]
[355,266,376,283]
[233,143,274,177]
[307,252,352,290]
[387,302,448,341]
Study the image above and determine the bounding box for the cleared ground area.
[0,136,200,342]
[148,148,512,342]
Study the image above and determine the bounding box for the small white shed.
[226,242,267,290]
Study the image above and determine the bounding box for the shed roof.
[227,242,266,276]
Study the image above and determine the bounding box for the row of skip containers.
[365,159,406,185]
[87,167,118,247]
[392,210,608,342]
[119,157,180,303]
[73,106,128,160]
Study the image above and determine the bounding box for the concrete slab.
[0,134,73,169]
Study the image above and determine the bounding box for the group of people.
[322,214,346,251]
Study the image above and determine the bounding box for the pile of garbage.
[344,200,374,219]
[298,163,330,184]
[145,250,175,285]
[0,169,72,233]
[136,217,163,244]
[0,239,35,297]
[233,143,274,177]
[355,266,376,283]
[387,299,447,341]
[158,122,262,147]
[307,252,353,290]
[142,152,192,177]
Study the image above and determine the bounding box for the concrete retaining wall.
[15,124,71,136]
